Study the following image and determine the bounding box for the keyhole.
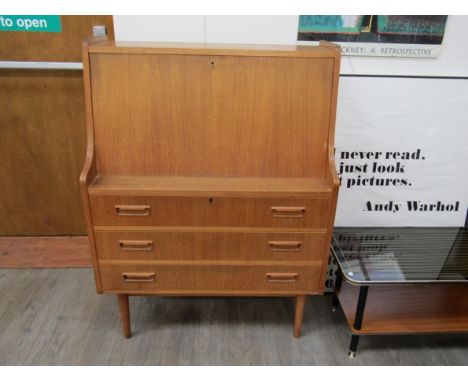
[210,61,215,68]
[208,198,214,204]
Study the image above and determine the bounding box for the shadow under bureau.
[80,39,341,338]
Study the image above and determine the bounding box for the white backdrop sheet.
[334,76,468,226]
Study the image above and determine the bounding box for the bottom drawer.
[99,263,323,295]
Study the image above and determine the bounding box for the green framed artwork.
[298,16,365,34]
[298,15,448,58]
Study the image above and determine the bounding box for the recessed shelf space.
[89,175,333,197]
[338,282,468,335]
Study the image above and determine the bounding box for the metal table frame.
[332,266,369,358]
[330,227,468,358]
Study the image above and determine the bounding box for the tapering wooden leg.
[294,295,306,338]
[117,294,131,338]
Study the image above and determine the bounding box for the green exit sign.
[0,15,61,32]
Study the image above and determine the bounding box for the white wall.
[204,16,298,45]
[114,15,468,77]
[113,15,205,42]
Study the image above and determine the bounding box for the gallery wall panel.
[335,76,468,226]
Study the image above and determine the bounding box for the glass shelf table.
[331,227,468,357]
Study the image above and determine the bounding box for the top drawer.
[89,195,330,228]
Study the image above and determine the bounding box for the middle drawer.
[94,230,326,262]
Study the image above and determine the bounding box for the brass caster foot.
[348,351,356,359]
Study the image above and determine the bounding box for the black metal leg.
[348,334,360,358]
[332,268,343,311]
[348,285,369,358]
[331,294,339,311]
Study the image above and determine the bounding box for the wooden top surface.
[87,40,340,58]
[89,176,332,197]
[339,283,468,334]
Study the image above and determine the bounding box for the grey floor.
[0,268,467,365]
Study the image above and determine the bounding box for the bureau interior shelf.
[88,175,333,197]
[338,282,468,334]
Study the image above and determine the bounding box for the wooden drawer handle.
[115,205,150,216]
[266,273,299,283]
[271,206,306,218]
[122,272,155,282]
[119,240,153,251]
[269,241,302,251]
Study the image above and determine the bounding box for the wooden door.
[0,16,114,235]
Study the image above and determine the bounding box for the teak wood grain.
[94,230,326,262]
[87,41,342,57]
[81,40,341,337]
[294,295,306,337]
[80,37,109,292]
[90,53,333,178]
[318,41,341,292]
[89,195,330,228]
[338,283,468,334]
[89,175,332,197]
[99,262,322,295]
[116,294,131,338]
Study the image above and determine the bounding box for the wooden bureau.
[80,39,341,338]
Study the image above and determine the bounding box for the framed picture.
[298,15,448,58]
